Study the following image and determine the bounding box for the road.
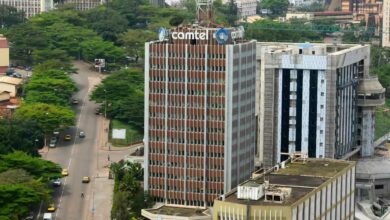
[45,61,102,220]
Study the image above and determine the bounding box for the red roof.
[314,11,353,16]
[0,38,8,48]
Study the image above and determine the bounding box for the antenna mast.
[196,0,213,26]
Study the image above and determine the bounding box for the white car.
[52,178,61,187]
[49,137,57,148]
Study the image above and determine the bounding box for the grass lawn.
[375,99,390,140]
[109,119,143,147]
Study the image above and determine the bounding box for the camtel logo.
[158,27,167,41]
[215,28,229,44]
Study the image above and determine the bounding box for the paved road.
[45,62,102,220]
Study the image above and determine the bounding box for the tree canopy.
[0,5,26,28]
[260,0,289,17]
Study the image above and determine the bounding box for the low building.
[356,158,390,198]
[286,12,314,20]
[59,0,103,10]
[0,76,23,97]
[0,91,10,102]
[0,36,9,75]
[0,0,53,18]
[213,157,356,220]
[236,0,257,18]
[142,205,211,220]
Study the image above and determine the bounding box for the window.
[375,185,384,190]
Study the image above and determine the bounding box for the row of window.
[150,76,225,84]
[149,161,223,170]
[150,88,225,96]
[151,185,223,195]
[149,126,225,133]
[149,173,224,182]
[150,52,226,59]
[149,113,224,121]
[149,149,224,157]
[149,137,225,145]
[150,64,226,72]
[150,101,225,109]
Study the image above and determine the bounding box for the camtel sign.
[172,31,208,40]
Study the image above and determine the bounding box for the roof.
[222,159,354,206]
[0,76,23,85]
[357,77,385,94]
[314,11,353,16]
[144,205,209,217]
[0,38,8,48]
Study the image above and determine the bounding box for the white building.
[60,0,103,10]
[256,43,385,168]
[383,0,390,47]
[0,0,53,18]
[236,0,257,18]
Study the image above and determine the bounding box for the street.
[44,61,102,220]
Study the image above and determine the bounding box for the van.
[43,213,52,220]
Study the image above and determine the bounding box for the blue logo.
[158,27,167,41]
[215,28,229,44]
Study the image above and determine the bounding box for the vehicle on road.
[64,134,71,141]
[79,131,85,138]
[61,168,69,176]
[49,137,57,148]
[47,203,56,212]
[52,178,61,187]
[53,130,60,137]
[72,98,79,105]
[12,72,22,78]
[82,176,90,183]
[43,213,53,220]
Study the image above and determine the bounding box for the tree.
[25,77,77,103]
[119,29,155,63]
[33,60,77,74]
[260,0,289,17]
[80,38,125,68]
[90,69,144,130]
[33,49,72,66]
[0,5,25,28]
[85,6,128,42]
[0,118,44,155]
[14,103,75,145]
[109,0,148,27]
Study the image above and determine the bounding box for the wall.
[0,47,9,69]
[0,83,16,97]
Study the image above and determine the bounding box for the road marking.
[55,78,94,219]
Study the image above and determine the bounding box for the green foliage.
[375,100,390,139]
[0,5,26,28]
[119,29,155,63]
[370,47,390,90]
[110,119,143,146]
[33,49,72,66]
[0,151,61,181]
[0,152,61,219]
[110,161,153,218]
[109,0,149,27]
[14,103,75,135]
[33,60,77,74]
[85,6,128,42]
[296,1,326,12]
[0,119,44,155]
[25,77,77,103]
[90,69,144,130]
[260,0,289,17]
[246,19,322,42]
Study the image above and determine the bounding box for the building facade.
[236,0,257,19]
[144,26,256,207]
[60,0,103,10]
[256,43,385,167]
[0,0,53,18]
[383,0,390,47]
[213,158,356,220]
[0,36,9,74]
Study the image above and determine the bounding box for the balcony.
[357,77,385,107]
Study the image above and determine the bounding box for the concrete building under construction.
[256,42,385,168]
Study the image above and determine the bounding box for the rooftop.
[223,159,353,206]
[356,158,390,180]
[0,76,23,85]
[0,37,8,48]
[143,205,210,217]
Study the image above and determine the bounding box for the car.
[49,137,57,148]
[64,134,71,141]
[79,131,85,138]
[82,176,90,183]
[5,68,14,76]
[12,72,22,78]
[47,203,56,212]
[53,130,60,136]
[72,98,79,105]
[61,169,68,176]
[95,108,101,115]
[43,213,53,220]
[52,178,61,187]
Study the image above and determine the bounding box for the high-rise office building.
[144,26,256,207]
[0,0,53,18]
[256,43,385,168]
[59,0,103,10]
[383,0,390,47]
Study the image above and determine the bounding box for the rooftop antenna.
[196,0,213,27]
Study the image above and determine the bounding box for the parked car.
[49,137,57,148]
[5,68,14,76]
[64,134,71,141]
[52,178,61,187]
[43,213,53,220]
[95,108,101,115]
[12,72,22,78]
[72,98,79,105]
[79,131,85,138]
[47,203,56,212]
